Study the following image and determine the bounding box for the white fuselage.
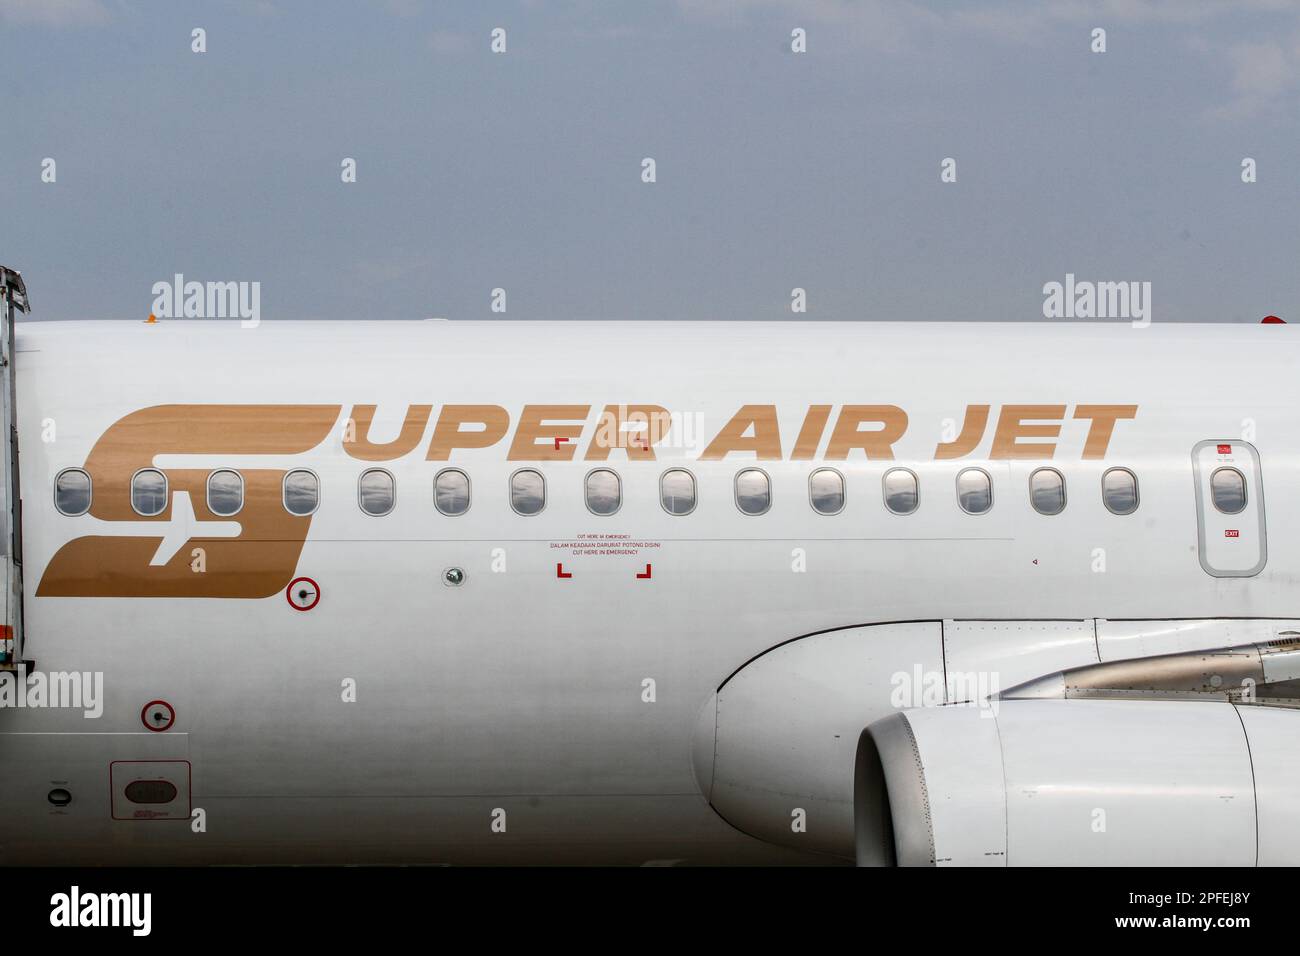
[1,319,1296,865]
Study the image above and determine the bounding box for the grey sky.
[1,0,1297,322]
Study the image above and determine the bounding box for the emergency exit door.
[1192,440,1266,577]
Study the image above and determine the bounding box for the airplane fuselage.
[2,319,1297,864]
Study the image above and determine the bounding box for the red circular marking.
[286,576,321,611]
[1262,315,1285,324]
[141,699,175,733]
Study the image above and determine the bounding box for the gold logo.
[37,405,340,599]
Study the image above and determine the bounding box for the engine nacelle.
[858,698,1300,866]
[692,622,944,860]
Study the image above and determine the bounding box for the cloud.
[0,0,110,26]
[1205,33,1300,118]
[1226,38,1294,96]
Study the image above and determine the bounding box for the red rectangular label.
[1225,529,1240,538]
[1217,444,1232,454]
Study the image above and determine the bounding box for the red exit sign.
[1217,444,1232,454]
[1225,529,1240,538]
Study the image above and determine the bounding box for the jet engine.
[694,622,1300,865]
[857,696,1300,866]
[858,639,1300,866]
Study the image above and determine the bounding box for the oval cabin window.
[660,469,696,515]
[283,469,320,516]
[585,469,621,516]
[54,468,92,516]
[1102,468,1138,515]
[734,469,771,516]
[510,469,545,516]
[956,468,992,515]
[434,469,470,516]
[358,469,395,516]
[1210,467,1246,515]
[207,469,244,517]
[1029,467,1065,516]
[131,468,168,517]
[808,468,845,515]
[882,468,918,515]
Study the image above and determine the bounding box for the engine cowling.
[693,622,944,860]
[858,698,1300,866]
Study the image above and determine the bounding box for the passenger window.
[434,468,471,516]
[808,468,845,515]
[735,469,771,516]
[207,469,244,516]
[131,468,168,517]
[660,469,696,515]
[1029,467,1065,516]
[283,469,320,516]
[882,468,918,515]
[585,469,621,515]
[358,468,395,516]
[1102,467,1138,515]
[956,468,992,515]
[54,468,92,516]
[1210,467,1246,515]
[510,468,545,516]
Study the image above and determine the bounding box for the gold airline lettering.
[507,405,591,461]
[824,405,907,460]
[344,404,432,461]
[935,405,990,459]
[426,405,510,460]
[1074,405,1138,459]
[585,404,672,461]
[990,405,1066,459]
[699,405,782,460]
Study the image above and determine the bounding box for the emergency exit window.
[1210,467,1247,514]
